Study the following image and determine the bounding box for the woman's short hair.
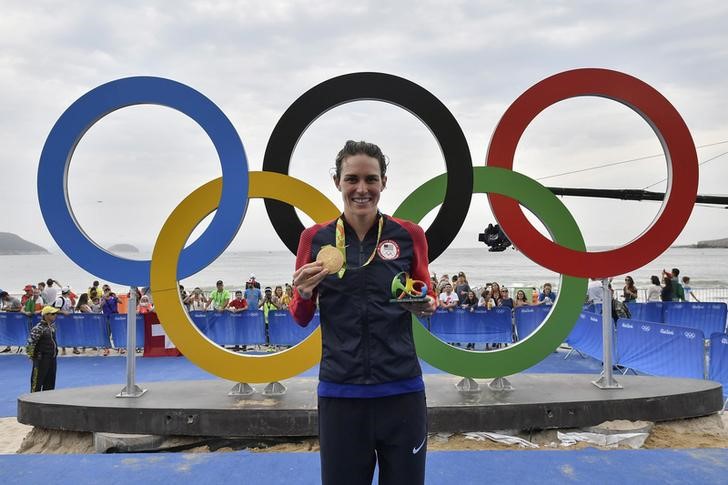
[334,140,388,179]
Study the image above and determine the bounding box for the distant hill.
[696,237,728,249]
[0,232,49,255]
[108,243,140,253]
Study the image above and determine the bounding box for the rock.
[0,232,49,255]
[108,243,140,253]
[696,237,728,248]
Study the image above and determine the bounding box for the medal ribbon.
[335,214,384,278]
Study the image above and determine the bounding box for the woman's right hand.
[292,261,329,300]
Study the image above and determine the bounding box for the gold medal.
[316,245,344,274]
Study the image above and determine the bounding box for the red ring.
[487,68,698,277]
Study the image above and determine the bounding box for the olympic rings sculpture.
[37,69,699,382]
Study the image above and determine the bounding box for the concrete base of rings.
[18,374,722,437]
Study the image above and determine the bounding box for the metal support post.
[593,278,622,389]
[117,286,147,398]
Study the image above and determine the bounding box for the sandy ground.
[5,414,728,455]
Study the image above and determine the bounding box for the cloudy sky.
[2,0,727,259]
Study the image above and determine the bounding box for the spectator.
[208,280,230,311]
[20,284,34,305]
[260,286,280,351]
[490,282,502,306]
[248,273,261,289]
[244,280,262,310]
[586,278,603,305]
[88,281,102,301]
[1,291,22,311]
[52,287,74,315]
[664,268,685,301]
[227,290,249,312]
[41,278,61,305]
[623,276,638,303]
[538,283,558,305]
[438,283,458,311]
[101,290,122,355]
[272,285,285,307]
[137,295,154,314]
[478,287,495,310]
[26,306,60,392]
[185,287,208,311]
[75,293,93,313]
[498,288,514,309]
[90,297,102,313]
[454,272,470,304]
[682,276,699,302]
[660,275,674,302]
[461,290,479,311]
[513,289,529,308]
[279,284,293,310]
[23,287,43,316]
[179,285,188,309]
[646,276,662,302]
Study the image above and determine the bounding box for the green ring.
[393,166,588,378]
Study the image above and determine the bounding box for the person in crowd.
[586,278,603,305]
[498,287,514,309]
[514,289,529,308]
[20,285,34,305]
[260,286,280,350]
[478,287,496,310]
[227,290,249,312]
[461,290,479,311]
[41,278,61,305]
[660,275,674,302]
[37,281,46,300]
[101,289,123,355]
[26,306,59,392]
[279,284,293,310]
[185,287,208,311]
[137,295,154,314]
[490,282,502,306]
[208,280,230,312]
[248,273,261,289]
[438,283,459,311]
[88,281,101,301]
[1,290,22,311]
[646,275,662,302]
[538,283,557,305]
[1,290,22,353]
[53,287,77,354]
[75,293,93,313]
[244,279,262,310]
[290,140,434,484]
[23,287,43,316]
[608,284,632,322]
[454,272,470,304]
[90,297,103,313]
[682,276,699,302]
[272,285,285,307]
[623,276,638,303]
[437,274,450,293]
[179,285,188,305]
[664,268,685,301]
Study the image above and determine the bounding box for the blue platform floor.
[0,349,603,418]
[1,448,727,484]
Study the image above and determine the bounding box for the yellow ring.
[150,171,339,383]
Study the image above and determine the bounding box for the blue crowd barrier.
[268,310,320,346]
[108,314,145,348]
[616,319,704,379]
[189,311,210,334]
[0,313,31,346]
[430,308,512,344]
[514,306,550,340]
[663,302,727,337]
[565,311,605,361]
[54,313,111,347]
[205,311,267,346]
[708,333,728,400]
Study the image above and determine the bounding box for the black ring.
[262,72,473,262]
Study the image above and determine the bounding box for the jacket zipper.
[358,237,371,382]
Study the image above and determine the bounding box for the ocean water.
[1,246,727,295]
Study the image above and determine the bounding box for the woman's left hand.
[401,296,436,318]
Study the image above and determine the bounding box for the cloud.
[1,0,727,254]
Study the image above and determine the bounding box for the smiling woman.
[290,140,437,485]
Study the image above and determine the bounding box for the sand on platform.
[6,414,728,454]
[0,418,33,454]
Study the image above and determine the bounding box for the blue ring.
[37,77,249,286]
